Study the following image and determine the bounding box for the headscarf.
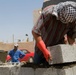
[52,1,76,23]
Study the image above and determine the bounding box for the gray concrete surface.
[0,65,76,75]
[18,64,76,75]
[0,64,20,75]
[19,68,34,75]
[57,67,73,75]
[47,44,76,64]
[72,65,76,75]
[35,68,57,75]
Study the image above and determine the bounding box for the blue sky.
[0,0,43,43]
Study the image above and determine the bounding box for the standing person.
[32,1,76,65]
[8,44,25,62]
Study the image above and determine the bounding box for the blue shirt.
[9,49,25,62]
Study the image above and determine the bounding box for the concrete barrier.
[19,67,34,75]
[35,67,57,75]
[0,63,20,75]
[1,65,76,75]
[18,64,76,75]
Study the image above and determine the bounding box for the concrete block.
[72,45,76,58]
[47,44,76,64]
[72,65,76,75]
[0,65,20,75]
[10,66,20,75]
[19,67,34,75]
[57,67,73,75]
[35,67,57,75]
[0,67,9,75]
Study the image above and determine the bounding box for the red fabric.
[37,40,50,61]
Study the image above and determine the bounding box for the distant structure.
[33,9,42,26]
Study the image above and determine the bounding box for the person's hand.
[64,34,68,44]
[43,49,52,62]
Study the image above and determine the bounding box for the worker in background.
[32,1,76,65]
[8,43,25,62]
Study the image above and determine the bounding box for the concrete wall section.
[19,68,34,75]
[72,65,76,75]
[0,67,10,75]
[18,65,76,75]
[0,65,20,75]
[57,67,73,75]
[35,68,57,75]
[0,66,76,75]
